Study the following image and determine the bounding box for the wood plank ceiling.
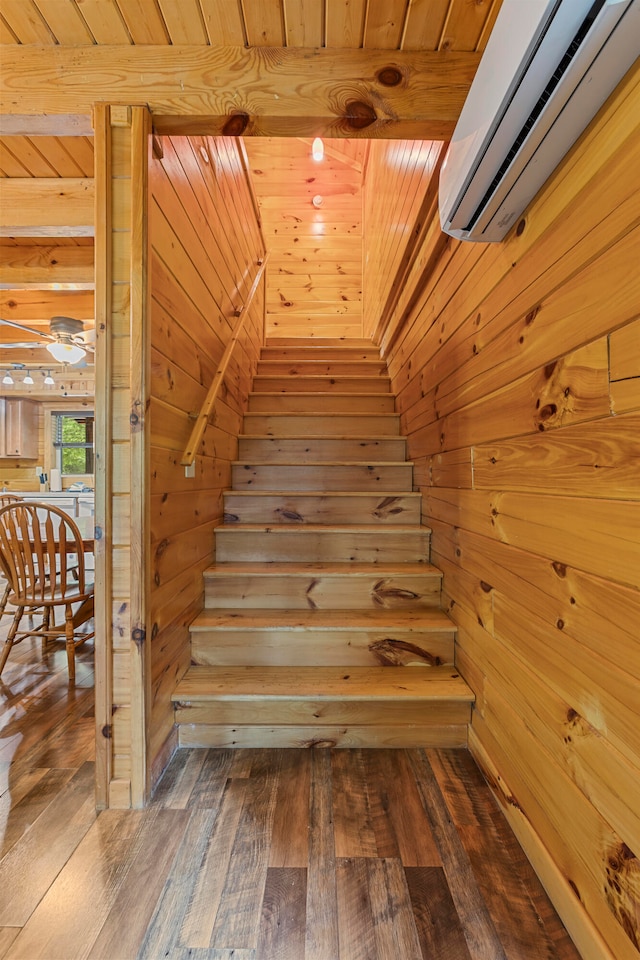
[0,0,502,363]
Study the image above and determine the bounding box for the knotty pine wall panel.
[383,62,640,960]
[149,135,264,781]
[245,138,364,339]
[363,139,444,341]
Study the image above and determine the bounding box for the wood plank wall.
[244,138,364,339]
[148,135,265,783]
[362,139,443,340]
[374,63,640,960]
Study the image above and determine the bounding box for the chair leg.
[0,581,9,618]
[0,605,25,676]
[41,607,51,655]
[65,604,76,683]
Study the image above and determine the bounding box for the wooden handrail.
[181,255,268,467]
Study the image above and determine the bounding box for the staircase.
[172,338,474,748]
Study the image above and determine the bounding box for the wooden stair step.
[247,392,395,413]
[223,490,421,524]
[252,375,391,393]
[264,337,376,349]
[174,664,469,699]
[261,347,382,361]
[172,665,474,749]
[190,608,456,667]
[214,523,431,562]
[242,413,400,436]
[204,560,443,610]
[238,435,407,462]
[256,360,387,377]
[231,462,413,491]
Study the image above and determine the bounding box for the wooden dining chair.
[0,501,94,682]
[0,494,23,620]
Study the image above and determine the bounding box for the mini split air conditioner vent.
[439,0,640,242]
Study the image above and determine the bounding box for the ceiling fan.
[0,316,95,364]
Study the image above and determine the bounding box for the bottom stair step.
[172,665,475,749]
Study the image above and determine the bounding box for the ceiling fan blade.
[0,340,50,349]
[0,317,55,341]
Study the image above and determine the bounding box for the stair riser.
[175,699,470,727]
[256,361,387,376]
[243,414,400,436]
[238,437,407,462]
[248,394,395,413]
[190,630,455,666]
[252,377,391,394]
[230,464,413,492]
[263,346,379,360]
[204,572,442,610]
[215,530,431,562]
[178,724,469,748]
[223,493,420,524]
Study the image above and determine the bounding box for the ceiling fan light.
[2,371,13,385]
[47,340,86,364]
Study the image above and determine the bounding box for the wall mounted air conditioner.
[439,0,640,242]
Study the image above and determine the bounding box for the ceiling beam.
[0,46,479,139]
[0,289,94,323]
[0,179,94,237]
[0,245,94,286]
[0,114,94,136]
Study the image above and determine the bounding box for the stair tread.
[249,391,391,397]
[204,561,442,576]
[173,665,474,701]
[241,434,407,440]
[225,489,420,497]
[191,607,455,630]
[232,461,413,467]
[217,523,430,533]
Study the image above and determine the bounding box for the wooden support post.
[93,103,152,810]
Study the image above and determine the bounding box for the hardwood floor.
[0,624,582,959]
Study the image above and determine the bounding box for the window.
[53,412,95,476]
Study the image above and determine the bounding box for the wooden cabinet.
[0,398,39,458]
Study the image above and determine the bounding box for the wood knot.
[101,724,112,739]
[516,218,526,236]
[552,561,567,578]
[376,66,403,87]
[222,112,250,136]
[344,99,377,129]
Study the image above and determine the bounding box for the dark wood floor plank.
[0,766,76,859]
[149,746,208,809]
[408,749,509,960]
[186,748,237,809]
[0,761,96,927]
[305,750,340,960]
[336,857,378,959]
[4,808,142,959]
[368,857,424,959]
[429,748,582,960]
[88,808,189,959]
[366,749,442,865]
[179,779,249,949]
[406,866,473,960]
[137,806,220,959]
[269,749,311,867]
[332,748,378,857]
[209,754,280,951]
[0,927,20,956]
[256,867,307,960]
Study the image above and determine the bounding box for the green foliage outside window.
[54,413,94,476]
